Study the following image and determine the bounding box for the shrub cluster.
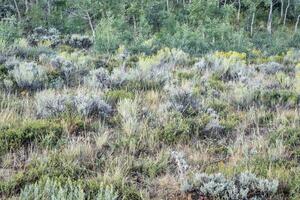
[35,89,112,119]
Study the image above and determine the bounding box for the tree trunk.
[24,0,29,14]
[267,0,273,34]
[251,12,255,37]
[280,0,284,20]
[47,0,51,15]
[133,15,137,37]
[13,0,21,20]
[237,0,241,23]
[166,0,169,12]
[284,0,290,26]
[295,15,300,33]
[86,12,95,38]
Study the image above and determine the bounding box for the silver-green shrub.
[19,178,85,200]
[164,85,203,115]
[73,89,112,118]
[19,178,118,200]
[185,172,278,199]
[10,62,47,90]
[35,89,69,118]
[84,68,112,89]
[35,89,112,119]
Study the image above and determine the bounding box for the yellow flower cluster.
[214,51,247,61]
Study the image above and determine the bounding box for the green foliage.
[0,120,64,156]
[270,128,300,160]
[95,17,122,54]
[0,18,20,44]
[105,89,135,105]
[19,178,85,200]
[19,178,118,200]
[0,152,91,197]
[254,90,299,108]
[159,113,190,144]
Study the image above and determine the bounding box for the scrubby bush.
[257,62,287,75]
[35,89,112,119]
[19,178,118,200]
[0,120,63,156]
[203,109,225,138]
[14,46,55,60]
[27,27,61,47]
[105,89,134,105]
[111,65,169,90]
[74,89,112,119]
[50,56,88,87]
[35,90,69,118]
[19,178,85,200]
[159,113,191,143]
[84,68,112,89]
[0,18,21,44]
[164,85,203,116]
[65,34,93,49]
[10,62,47,90]
[183,172,278,199]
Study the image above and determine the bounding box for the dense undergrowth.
[0,27,300,199]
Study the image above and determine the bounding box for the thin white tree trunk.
[280,0,284,20]
[295,15,300,33]
[86,12,95,38]
[237,0,241,23]
[284,0,290,26]
[47,0,51,15]
[251,12,255,37]
[24,0,29,14]
[13,0,21,20]
[267,0,273,34]
[166,0,169,12]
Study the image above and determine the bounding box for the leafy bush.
[159,113,190,144]
[95,17,122,53]
[0,18,20,44]
[0,120,63,156]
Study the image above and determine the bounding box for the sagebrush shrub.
[73,89,112,118]
[10,62,47,90]
[84,68,112,89]
[66,34,93,49]
[35,90,69,118]
[185,172,279,199]
[19,178,118,200]
[257,62,286,75]
[27,26,61,47]
[35,89,112,119]
[164,85,203,116]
